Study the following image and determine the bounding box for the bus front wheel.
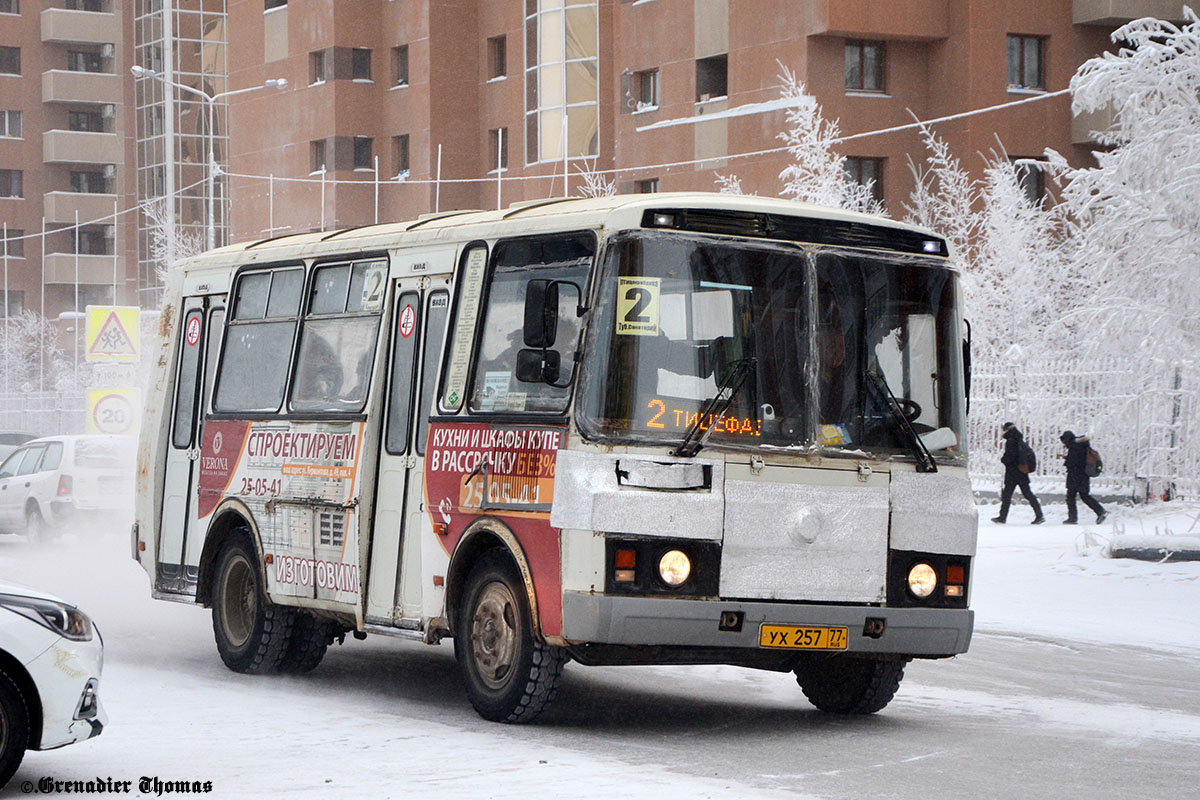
[454,551,566,723]
[211,537,294,674]
[793,655,908,714]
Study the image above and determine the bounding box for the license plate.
[759,624,848,650]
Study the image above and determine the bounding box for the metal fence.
[968,356,1197,499]
[0,391,87,437]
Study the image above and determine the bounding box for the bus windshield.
[578,232,966,463]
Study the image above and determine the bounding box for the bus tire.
[211,537,294,675]
[454,551,566,723]
[793,655,908,715]
[0,669,30,790]
[278,611,332,674]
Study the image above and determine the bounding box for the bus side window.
[416,291,450,455]
[468,234,594,415]
[214,266,304,413]
[384,291,421,455]
[172,308,205,448]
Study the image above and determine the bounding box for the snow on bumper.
[562,592,973,657]
[26,633,108,750]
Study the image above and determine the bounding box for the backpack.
[1018,441,1037,474]
[1085,445,1103,478]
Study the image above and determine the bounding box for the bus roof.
[172,192,951,283]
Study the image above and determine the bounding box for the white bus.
[134,193,976,722]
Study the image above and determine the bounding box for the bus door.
[158,298,217,594]
[366,280,451,625]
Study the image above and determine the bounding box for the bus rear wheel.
[454,551,566,723]
[278,611,333,674]
[793,655,908,714]
[212,537,294,674]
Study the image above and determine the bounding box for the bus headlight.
[658,550,692,586]
[907,563,938,598]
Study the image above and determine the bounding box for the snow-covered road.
[1,505,1197,799]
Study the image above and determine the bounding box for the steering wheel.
[895,398,922,422]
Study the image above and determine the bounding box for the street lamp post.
[130,65,287,251]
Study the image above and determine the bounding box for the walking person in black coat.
[991,422,1045,524]
[1060,430,1108,524]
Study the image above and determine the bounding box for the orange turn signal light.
[946,565,965,584]
[614,548,636,569]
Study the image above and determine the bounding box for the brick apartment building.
[0,0,1191,323]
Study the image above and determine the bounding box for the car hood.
[0,578,71,605]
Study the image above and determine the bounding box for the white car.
[0,435,136,539]
[0,581,106,788]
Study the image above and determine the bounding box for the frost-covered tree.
[0,311,72,393]
[142,197,205,285]
[1045,8,1200,357]
[776,66,884,214]
[574,159,616,199]
[714,172,749,195]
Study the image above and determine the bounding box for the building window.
[264,0,287,9]
[392,134,410,176]
[524,0,599,164]
[352,48,372,81]
[0,169,21,198]
[844,157,884,203]
[845,39,884,92]
[1012,158,1045,205]
[1007,35,1044,90]
[635,178,659,193]
[309,50,327,85]
[0,1,17,16]
[353,136,373,169]
[1,291,25,318]
[0,110,20,138]
[696,54,727,102]
[68,110,103,132]
[67,0,104,10]
[488,128,508,172]
[391,45,409,86]
[2,230,23,258]
[71,170,109,194]
[310,139,327,172]
[634,69,659,110]
[487,35,506,79]
[67,50,103,73]
[75,228,111,255]
[0,46,19,75]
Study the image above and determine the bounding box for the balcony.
[42,69,120,105]
[809,0,948,41]
[43,253,117,285]
[42,130,123,165]
[41,8,120,46]
[1072,104,1118,145]
[43,191,118,225]
[1073,1,1189,26]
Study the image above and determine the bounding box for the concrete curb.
[1108,534,1200,562]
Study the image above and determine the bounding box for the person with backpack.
[992,422,1045,524]
[1060,430,1108,525]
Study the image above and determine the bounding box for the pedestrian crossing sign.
[86,305,140,362]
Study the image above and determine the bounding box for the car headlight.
[907,563,938,598]
[658,550,692,586]
[0,593,94,641]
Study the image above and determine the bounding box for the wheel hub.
[220,555,256,648]
[470,581,518,689]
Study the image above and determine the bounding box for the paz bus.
[133,193,976,722]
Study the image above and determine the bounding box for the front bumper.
[25,635,108,750]
[562,591,973,658]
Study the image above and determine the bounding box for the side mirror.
[523,279,559,348]
[516,348,561,384]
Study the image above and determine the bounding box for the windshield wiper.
[864,369,938,473]
[672,358,757,458]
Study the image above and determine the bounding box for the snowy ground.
[1,502,1198,798]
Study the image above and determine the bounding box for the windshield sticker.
[479,370,510,411]
[616,277,660,336]
[819,423,853,447]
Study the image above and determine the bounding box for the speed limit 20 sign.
[87,388,141,436]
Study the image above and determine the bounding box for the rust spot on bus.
[158,304,174,338]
